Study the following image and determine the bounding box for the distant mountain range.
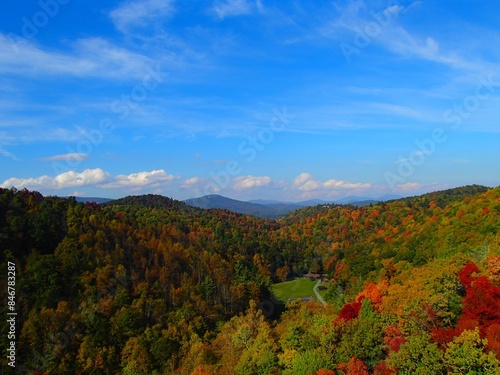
[184,194,402,218]
[184,195,285,218]
[67,193,402,218]
[73,197,113,204]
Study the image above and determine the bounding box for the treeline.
[0,185,499,374]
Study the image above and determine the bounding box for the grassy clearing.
[271,278,318,301]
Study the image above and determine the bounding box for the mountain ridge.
[184,193,404,218]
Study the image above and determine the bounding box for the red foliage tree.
[461,276,500,329]
[430,326,456,348]
[433,263,500,348]
[373,361,396,375]
[335,300,363,323]
[486,323,500,360]
[458,262,480,289]
[336,358,369,375]
[383,324,407,353]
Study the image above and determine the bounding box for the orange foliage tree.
[190,366,213,375]
[356,280,389,311]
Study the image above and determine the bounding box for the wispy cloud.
[39,153,88,162]
[319,1,402,40]
[367,102,428,121]
[110,0,176,33]
[0,35,153,79]
[380,29,467,69]
[392,181,442,193]
[0,147,20,161]
[11,127,96,144]
[320,0,474,71]
[212,0,253,19]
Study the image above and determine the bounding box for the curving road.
[313,279,327,307]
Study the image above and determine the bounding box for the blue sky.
[1,0,499,202]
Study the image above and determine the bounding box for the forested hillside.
[1,185,500,374]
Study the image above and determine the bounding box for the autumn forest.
[1,185,500,374]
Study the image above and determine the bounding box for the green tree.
[444,328,500,375]
[387,333,445,374]
[335,300,385,368]
[289,350,334,375]
[23,252,64,308]
[235,322,278,375]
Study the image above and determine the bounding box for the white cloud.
[292,172,315,188]
[40,153,88,162]
[291,172,371,193]
[213,0,252,19]
[324,179,371,189]
[0,168,177,192]
[110,0,175,33]
[292,173,323,191]
[233,175,271,190]
[1,168,110,190]
[99,169,177,189]
[299,179,322,191]
[56,169,110,188]
[182,177,203,188]
[1,175,53,190]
